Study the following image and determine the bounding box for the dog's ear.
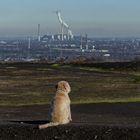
[55,85,58,89]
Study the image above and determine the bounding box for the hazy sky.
[0,0,140,37]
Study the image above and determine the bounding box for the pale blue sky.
[0,0,140,37]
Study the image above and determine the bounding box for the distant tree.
[133,57,140,62]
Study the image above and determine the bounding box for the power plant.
[0,10,140,62]
[55,10,73,40]
[40,10,90,51]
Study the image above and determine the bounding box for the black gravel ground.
[0,103,140,140]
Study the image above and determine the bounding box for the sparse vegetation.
[0,62,139,106]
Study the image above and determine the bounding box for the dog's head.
[56,81,71,94]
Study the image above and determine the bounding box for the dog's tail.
[39,122,59,129]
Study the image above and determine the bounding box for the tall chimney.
[28,37,31,49]
[80,35,83,50]
[38,24,41,42]
[85,34,88,50]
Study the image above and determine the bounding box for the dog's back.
[39,81,71,129]
[51,91,70,123]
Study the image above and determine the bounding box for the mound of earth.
[0,103,140,139]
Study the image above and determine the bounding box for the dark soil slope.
[0,103,140,139]
[0,123,140,140]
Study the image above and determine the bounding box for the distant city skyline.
[0,0,140,37]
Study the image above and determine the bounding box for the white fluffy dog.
[39,81,72,129]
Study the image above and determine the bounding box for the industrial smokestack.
[55,10,73,41]
[85,34,88,50]
[38,24,41,42]
[61,24,64,41]
[80,35,83,50]
[28,37,31,49]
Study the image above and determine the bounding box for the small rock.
[94,135,98,139]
